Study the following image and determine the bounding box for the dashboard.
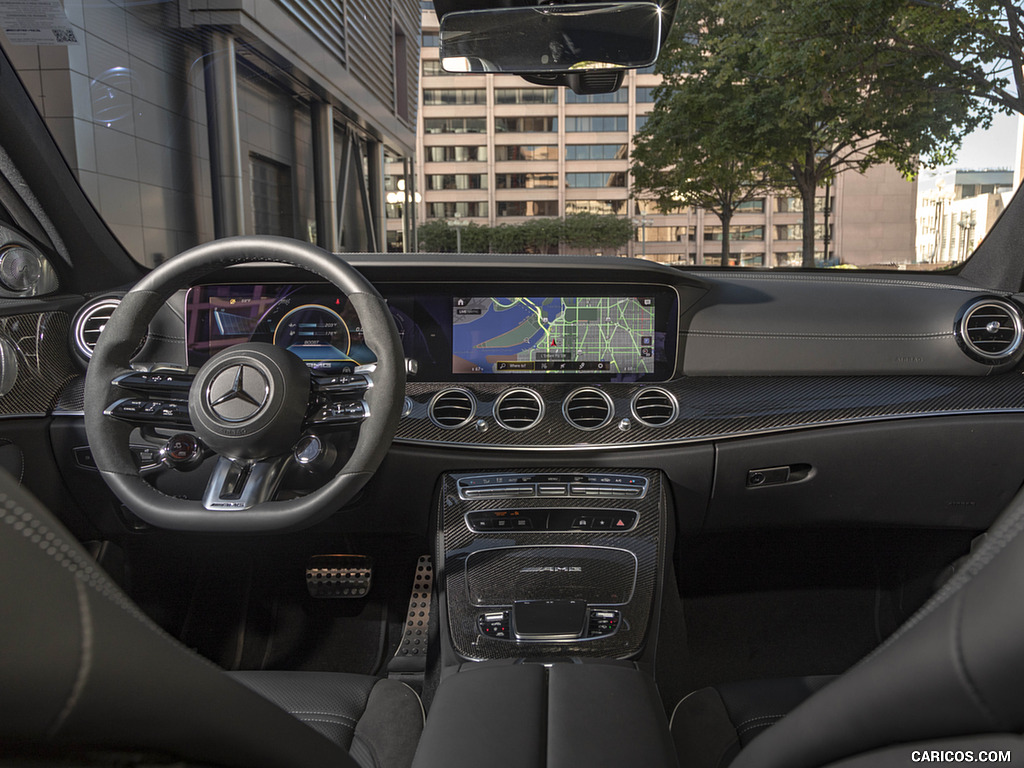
[42,253,1024,534]
[56,254,1024,455]
[184,282,679,382]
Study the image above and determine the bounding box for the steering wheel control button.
[207,364,269,422]
[113,370,194,394]
[160,433,206,471]
[305,554,374,598]
[104,397,192,428]
[313,373,370,395]
[294,434,324,464]
[311,400,369,426]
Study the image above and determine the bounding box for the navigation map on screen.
[452,296,656,374]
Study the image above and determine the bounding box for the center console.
[411,661,678,768]
[436,468,668,660]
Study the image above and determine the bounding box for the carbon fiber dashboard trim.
[0,312,77,417]
[400,374,1024,449]
[438,468,666,660]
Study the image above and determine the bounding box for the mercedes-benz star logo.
[206,364,269,422]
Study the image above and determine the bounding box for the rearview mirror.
[440,2,663,74]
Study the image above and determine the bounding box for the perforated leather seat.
[670,486,1024,768]
[0,470,422,768]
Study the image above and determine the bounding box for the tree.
[895,0,1023,117]
[631,30,780,264]
[417,215,632,254]
[638,0,987,267]
[460,222,491,253]
[561,213,633,253]
[417,219,455,252]
[736,0,989,265]
[490,223,528,254]
[519,218,562,254]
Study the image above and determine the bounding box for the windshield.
[0,0,1019,270]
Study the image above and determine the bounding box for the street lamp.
[451,212,468,254]
[632,214,652,259]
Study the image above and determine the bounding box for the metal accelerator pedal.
[305,554,373,598]
[388,555,433,681]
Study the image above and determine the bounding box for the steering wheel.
[83,236,405,532]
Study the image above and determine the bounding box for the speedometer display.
[271,304,354,367]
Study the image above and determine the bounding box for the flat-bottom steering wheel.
[84,236,405,532]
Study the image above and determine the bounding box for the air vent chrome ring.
[428,387,477,429]
[493,388,545,431]
[955,297,1024,364]
[630,387,679,428]
[73,297,123,360]
[562,387,614,431]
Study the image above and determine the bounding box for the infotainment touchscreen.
[453,296,659,376]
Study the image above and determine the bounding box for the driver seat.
[0,469,423,768]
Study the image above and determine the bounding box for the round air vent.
[493,388,544,431]
[72,297,124,360]
[562,387,614,431]
[631,387,678,427]
[956,298,1024,364]
[428,388,476,429]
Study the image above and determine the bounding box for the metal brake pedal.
[305,554,373,598]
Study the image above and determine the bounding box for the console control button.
[588,609,620,638]
[538,483,568,497]
[457,473,647,500]
[478,611,510,639]
[571,516,593,530]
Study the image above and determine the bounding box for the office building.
[916,170,1015,265]
[7,0,419,266]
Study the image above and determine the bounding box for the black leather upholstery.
[230,671,424,768]
[670,677,834,768]
[673,481,1024,768]
[412,661,679,768]
[0,469,421,768]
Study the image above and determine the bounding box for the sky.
[951,111,1020,170]
[917,111,1020,190]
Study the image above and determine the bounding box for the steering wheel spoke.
[202,455,291,511]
